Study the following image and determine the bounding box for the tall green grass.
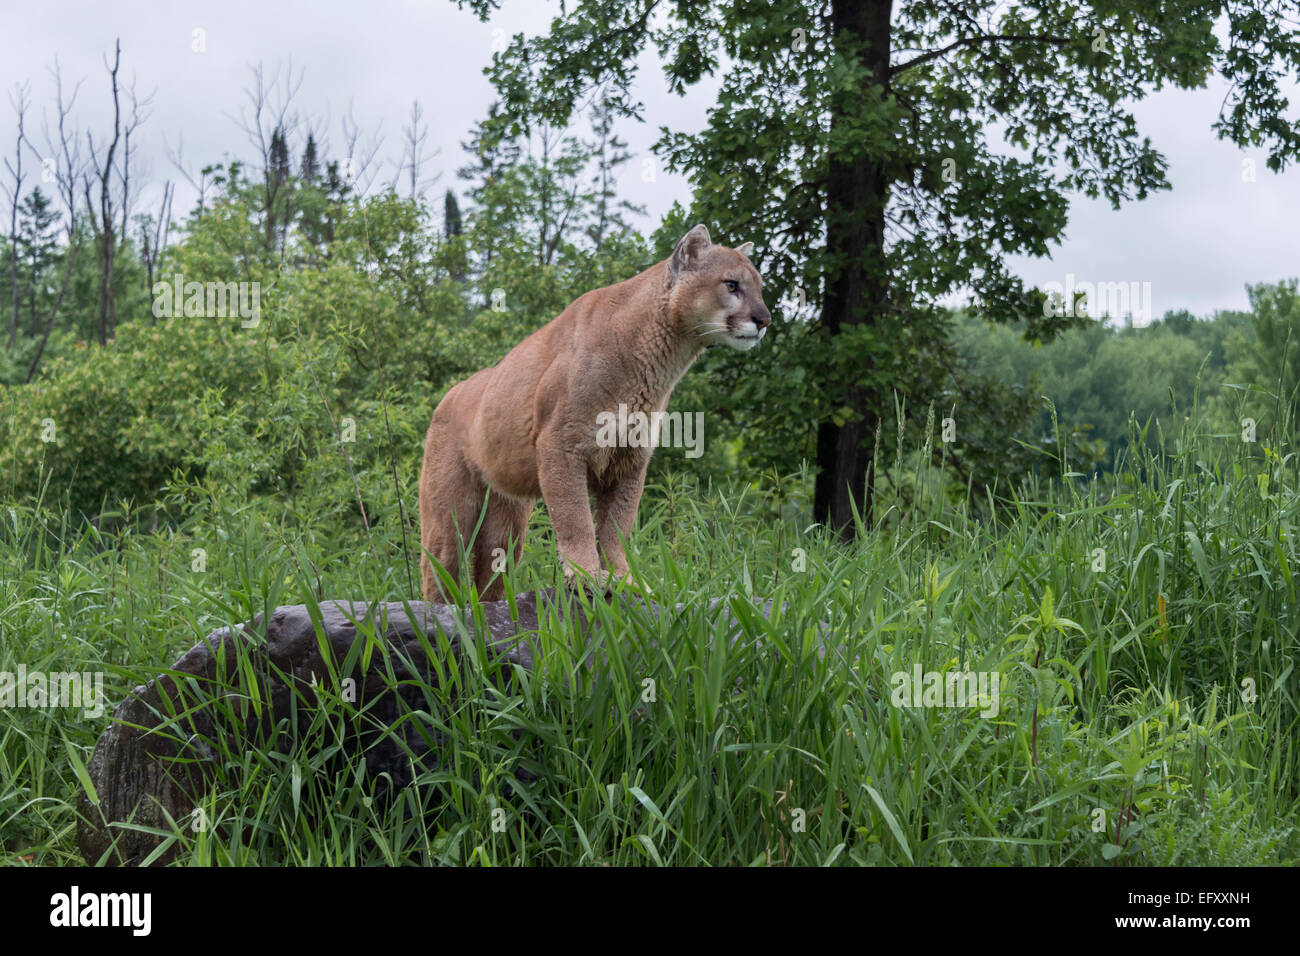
[1,396,1296,865]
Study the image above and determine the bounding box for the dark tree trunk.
[814,0,893,540]
[95,41,122,346]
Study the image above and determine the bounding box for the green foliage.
[1223,280,1300,436]
[1,318,313,518]
[952,305,1269,472]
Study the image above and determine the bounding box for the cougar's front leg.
[536,434,602,585]
[594,460,647,579]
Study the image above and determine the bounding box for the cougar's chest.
[582,326,697,485]
[588,393,661,486]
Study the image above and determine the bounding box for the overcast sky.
[3,0,1296,319]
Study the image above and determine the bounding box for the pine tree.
[16,188,60,339]
[301,134,320,185]
[266,124,292,256]
[444,188,462,239]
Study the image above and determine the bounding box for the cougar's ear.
[735,241,754,258]
[670,224,712,279]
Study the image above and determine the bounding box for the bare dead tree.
[340,104,385,197]
[231,61,307,257]
[233,60,307,166]
[163,134,212,217]
[83,38,123,346]
[5,81,30,350]
[138,179,173,313]
[25,60,85,382]
[117,80,154,241]
[392,100,440,201]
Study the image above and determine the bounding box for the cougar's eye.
[725,280,739,293]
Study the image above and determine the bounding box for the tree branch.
[891,33,1073,77]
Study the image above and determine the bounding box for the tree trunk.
[814,0,893,540]
[99,228,115,343]
[95,41,122,346]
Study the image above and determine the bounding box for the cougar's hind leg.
[418,414,486,602]
[474,491,533,603]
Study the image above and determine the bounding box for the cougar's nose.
[752,307,771,330]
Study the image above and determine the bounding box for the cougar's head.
[668,224,772,352]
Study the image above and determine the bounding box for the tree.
[25,57,86,381]
[527,126,591,267]
[1230,280,1300,434]
[455,0,1300,538]
[83,39,150,346]
[165,135,215,218]
[394,100,441,201]
[5,81,30,350]
[234,62,305,262]
[16,188,60,338]
[135,179,173,307]
[443,188,462,239]
[443,188,469,283]
[86,39,124,346]
[297,157,354,255]
[586,92,644,253]
[301,132,320,185]
[457,102,523,278]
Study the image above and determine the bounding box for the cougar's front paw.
[613,570,653,596]
[562,562,613,597]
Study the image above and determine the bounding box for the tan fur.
[418,224,771,602]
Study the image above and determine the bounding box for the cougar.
[418,224,771,601]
